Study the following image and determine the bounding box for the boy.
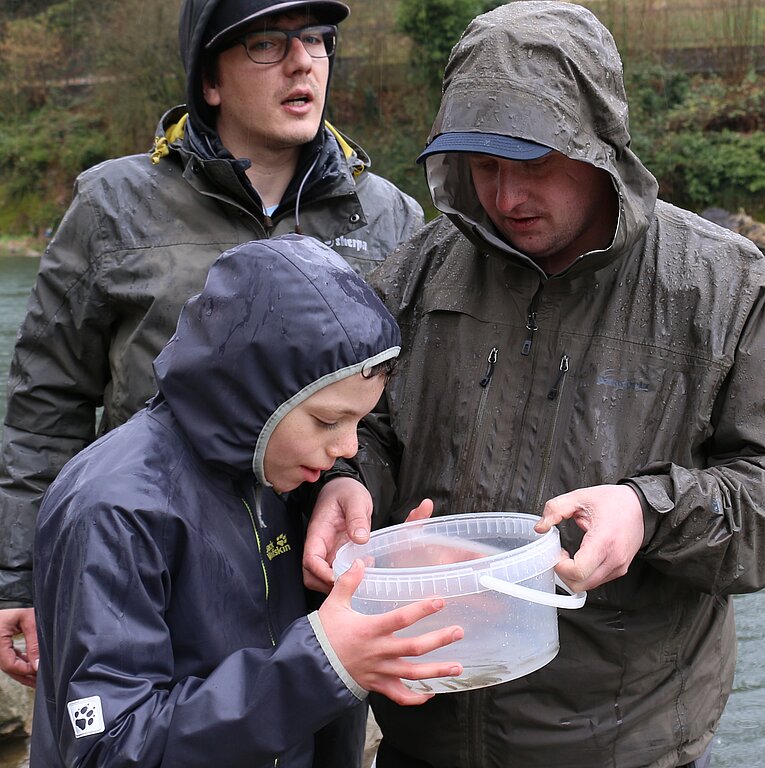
[30,235,463,768]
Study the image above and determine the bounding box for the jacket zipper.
[479,346,498,388]
[535,353,570,512]
[242,496,276,648]
[547,354,569,400]
[454,347,498,513]
[466,687,487,767]
[243,494,279,767]
[521,285,544,356]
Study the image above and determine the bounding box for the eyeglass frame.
[234,24,338,65]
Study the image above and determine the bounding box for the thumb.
[25,632,40,665]
[330,558,365,603]
[346,510,371,544]
[21,613,39,662]
[405,498,434,523]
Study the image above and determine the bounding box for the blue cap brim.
[417,132,552,163]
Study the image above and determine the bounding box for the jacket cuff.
[308,611,368,702]
[321,461,363,486]
[0,599,33,610]
[620,475,675,548]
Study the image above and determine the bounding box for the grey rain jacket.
[30,235,401,768]
[342,4,765,767]
[0,0,423,607]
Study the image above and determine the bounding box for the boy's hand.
[318,559,463,706]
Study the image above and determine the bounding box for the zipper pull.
[479,347,498,388]
[547,354,569,400]
[521,285,544,356]
[521,311,538,356]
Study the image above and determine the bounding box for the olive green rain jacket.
[351,3,765,767]
[0,0,423,606]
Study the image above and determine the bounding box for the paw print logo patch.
[67,695,105,738]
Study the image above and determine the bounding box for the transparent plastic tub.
[332,512,585,694]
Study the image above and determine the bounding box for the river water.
[0,255,763,766]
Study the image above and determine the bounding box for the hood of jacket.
[152,234,400,482]
[179,0,223,136]
[420,0,659,277]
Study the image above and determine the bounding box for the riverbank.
[0,237,46,259]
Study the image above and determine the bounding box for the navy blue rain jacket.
[30,234,401,768]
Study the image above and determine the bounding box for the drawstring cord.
[150,113,189,165]
[293,152,320,235]
[254,483,266,528]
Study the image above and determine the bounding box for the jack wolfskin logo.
[266,533,291,560]
[67,695,105,738]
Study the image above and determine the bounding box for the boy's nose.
[331,429,358,460]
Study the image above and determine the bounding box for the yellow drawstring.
[325,120,364,177]
[150,113,189,165]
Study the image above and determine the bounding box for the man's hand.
[303,477,373,593]
[403,498,434,524]
[0,607,38,687]
[303,478,436,593]
[534,484,644,592]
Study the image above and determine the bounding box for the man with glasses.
[0,0,423,752]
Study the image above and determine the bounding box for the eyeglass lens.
[243,25,337,63]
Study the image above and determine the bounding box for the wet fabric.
[333,3,765,767]
[679,743,713,768]
[0,103,421,610]
[30,236,400,768]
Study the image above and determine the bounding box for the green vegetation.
[627,65,765,216]
[2,0,765,238]
[0,0,184,238]
[396,0,502,88]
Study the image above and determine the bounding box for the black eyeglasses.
[239,25,337,64]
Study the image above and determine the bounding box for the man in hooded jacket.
[305,3,765,767]
[0,0,423,689]
[29,235,465,768]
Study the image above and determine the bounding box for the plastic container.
[332,512,585,694]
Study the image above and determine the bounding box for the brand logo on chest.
[266,533,291,560]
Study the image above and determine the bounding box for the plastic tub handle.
[479,573,586,609]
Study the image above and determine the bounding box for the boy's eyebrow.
[315,404,368,419]
[330,407,364,417]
